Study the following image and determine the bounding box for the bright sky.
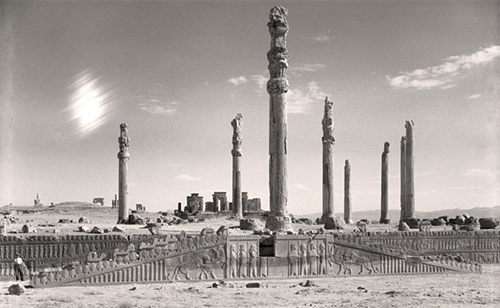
[1,0,498,215]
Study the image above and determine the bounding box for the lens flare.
[68,70,112,136]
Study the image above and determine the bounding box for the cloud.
[287,81,327,114]
[139,99,178,116]
[252,74,267,93]
[291,64,326,72]
[176,174,201,181]
[387,45,500,90]
[468,93,481,100]
[461,168,496,177]
[227,76,248,86]
[313,30,333,43]
[292,184,310,191]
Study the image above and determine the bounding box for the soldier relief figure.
[238,245,247,278]
[248,244,258,278]
[288,244,299,276]
[229,245,238,278]
[308,243,318,275]
[299,243,308,276]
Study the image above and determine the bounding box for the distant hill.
[298,206,500,222]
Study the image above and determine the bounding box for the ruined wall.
[356,230,500,264]
[0,234,129,280]
[1,230,498,285]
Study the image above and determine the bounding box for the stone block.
[324,216,346,230]
[479,218,499,229]
[216,225,229,236]
[240,218,264,231]
[8,284,25,295]
[78,226,90,232]
[298,218,313,225]
[200,227,215,236]
[431,218,446,226]
[90,226,104,234]
[398,222,410,231]
[112,226,125,232]
[78,217,91,224]
[404,218,419,229]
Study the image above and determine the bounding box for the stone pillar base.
[345,219,354,225]
[321,212,335,222]
[265,215,293,232]
[324,216,346,230]
[379,218,391,224]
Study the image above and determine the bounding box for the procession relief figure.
[238,245,247,278]
[229,245,238,278]
[288,244,299,276]
[231,114,243,218]
[266,6,293,232]
[299,243,308,276]
[308,243,318,275]
[248,244,258,278]
[318,243,326,275]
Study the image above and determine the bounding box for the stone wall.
[0,234,128,280]
[1,230,498,286]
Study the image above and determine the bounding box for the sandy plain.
[1,204,499,308]
[2,265,500,308]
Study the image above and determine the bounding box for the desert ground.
[1,265,499,308]
[1,204,500,307]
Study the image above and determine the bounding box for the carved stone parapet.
[267,77,289,94]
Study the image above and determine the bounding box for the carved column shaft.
[231,114,243,218]
[405,121,415,219]
[400,136,407,222]
[117,123,130,223]
[380,142,390,224]
[265,6,292,232]
[344,160,352,224]
[321,97,335,220]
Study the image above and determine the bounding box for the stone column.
[117,123,130,223]
[214,197,220,213]
[231,114,243,218]
[344,160,353,224]
[400,136,407,222]
[242,192,249,213]
[405,120,415,219]
[380,142,391,224]
[321,97,335,221]
[265,6,293,232]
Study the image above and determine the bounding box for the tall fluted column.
[405,120,415,219]
[321,97,335,221]
[344,160,353,224]
[117,123,130,223]
[265,6,292,232]
[231,114,243,218]
[400,136,407,222]
[380,142,391,224]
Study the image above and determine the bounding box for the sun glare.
[68,70,112,137]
